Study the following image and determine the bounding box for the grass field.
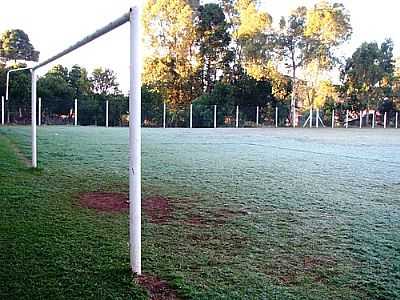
[1,126,399,299]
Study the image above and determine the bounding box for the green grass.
[0,126,399,299]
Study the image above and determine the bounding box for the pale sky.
[0,0,399,92]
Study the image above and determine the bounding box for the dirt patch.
[264,255,337,285]
[79,192,129,213]
[137,274,181,300]
[142,196,172,224]
[78,193,173,221]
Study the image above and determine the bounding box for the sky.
[0,0,399,92]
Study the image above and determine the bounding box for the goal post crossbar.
[33,12,130,71]
[30,7,142,275]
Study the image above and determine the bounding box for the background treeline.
[0,0,400,126]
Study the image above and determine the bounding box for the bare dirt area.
[137,274,181,300]
[78,193,173,223]
[79,192,129,212]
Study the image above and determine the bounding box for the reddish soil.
[79,192,129,212]
[137,274,181,300]
[79,193,173,223]
[142,196,172,224]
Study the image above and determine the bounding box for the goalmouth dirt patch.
[137,274,182,300]
[78,193,173,223]
[79,192,129,212]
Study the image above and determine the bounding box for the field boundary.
[0,133,31,167]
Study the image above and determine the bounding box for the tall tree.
[274,7,309,122]
[68,65,91,99]
[303,1,352,108]
[196,3,232,92]
[220,0,272,75]
[0,29,39,63]
[341,39,395,110]
[143,0,198,107]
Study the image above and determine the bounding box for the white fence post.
[1,96,4,125]
[310,107,313,128]
[190,103,193,128]
[346,110,349,128]
[316,108,319,128]
[74,99,78,126]
[106,100,109,127]
[129,5,141,275]
[384,112,387,128]
[214,105,217,128]
[331,109,335,128]
[38,97,41,126]
[359,110,362,129]
[293,107,296,128]
[275,106,278,128]
[31,70,37,168]
[396,112,398,129]
[372,111,375,129]
[256,106,259,127]
[236,105,239,128]
[163,102,166,128]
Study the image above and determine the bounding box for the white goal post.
[29,6,142,274]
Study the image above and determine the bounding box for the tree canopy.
[0,29,39,63]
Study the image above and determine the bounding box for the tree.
[196,3,232,92]
[303,1,352,109]
[220,0,272,76]
[143,0,198,107]
[68,65,91,99]
[0,29,39,63]
[275,2,351,120]
[38,66,74,116]
[90,68,120,96]
[341,39,395,110]
[274,7,309,122]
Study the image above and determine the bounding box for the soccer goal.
[28,7,142,274]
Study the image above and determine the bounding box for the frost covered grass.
[1,126,399,299]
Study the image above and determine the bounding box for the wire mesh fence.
[1,96,399,129]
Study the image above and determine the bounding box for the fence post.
[384,112,387,129]
[236,105,239,128]
[1,96,4,125]
[359,110,362,129]
[31,70,37,168]
[372,111,375,129]
[310,107,313,128]
[74,99,78,126]
[163,102,166,128]
[190,103,193,128]
[346,110,349,128]
[316,108,319,128]
[331,109,335,128]
[293,107,296,128]
[214,105,217,128]
[275,106,278,128]
[396,112,398,129]
[106,100,109,127]
[38,97,41,126]
[256,106,259,127]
